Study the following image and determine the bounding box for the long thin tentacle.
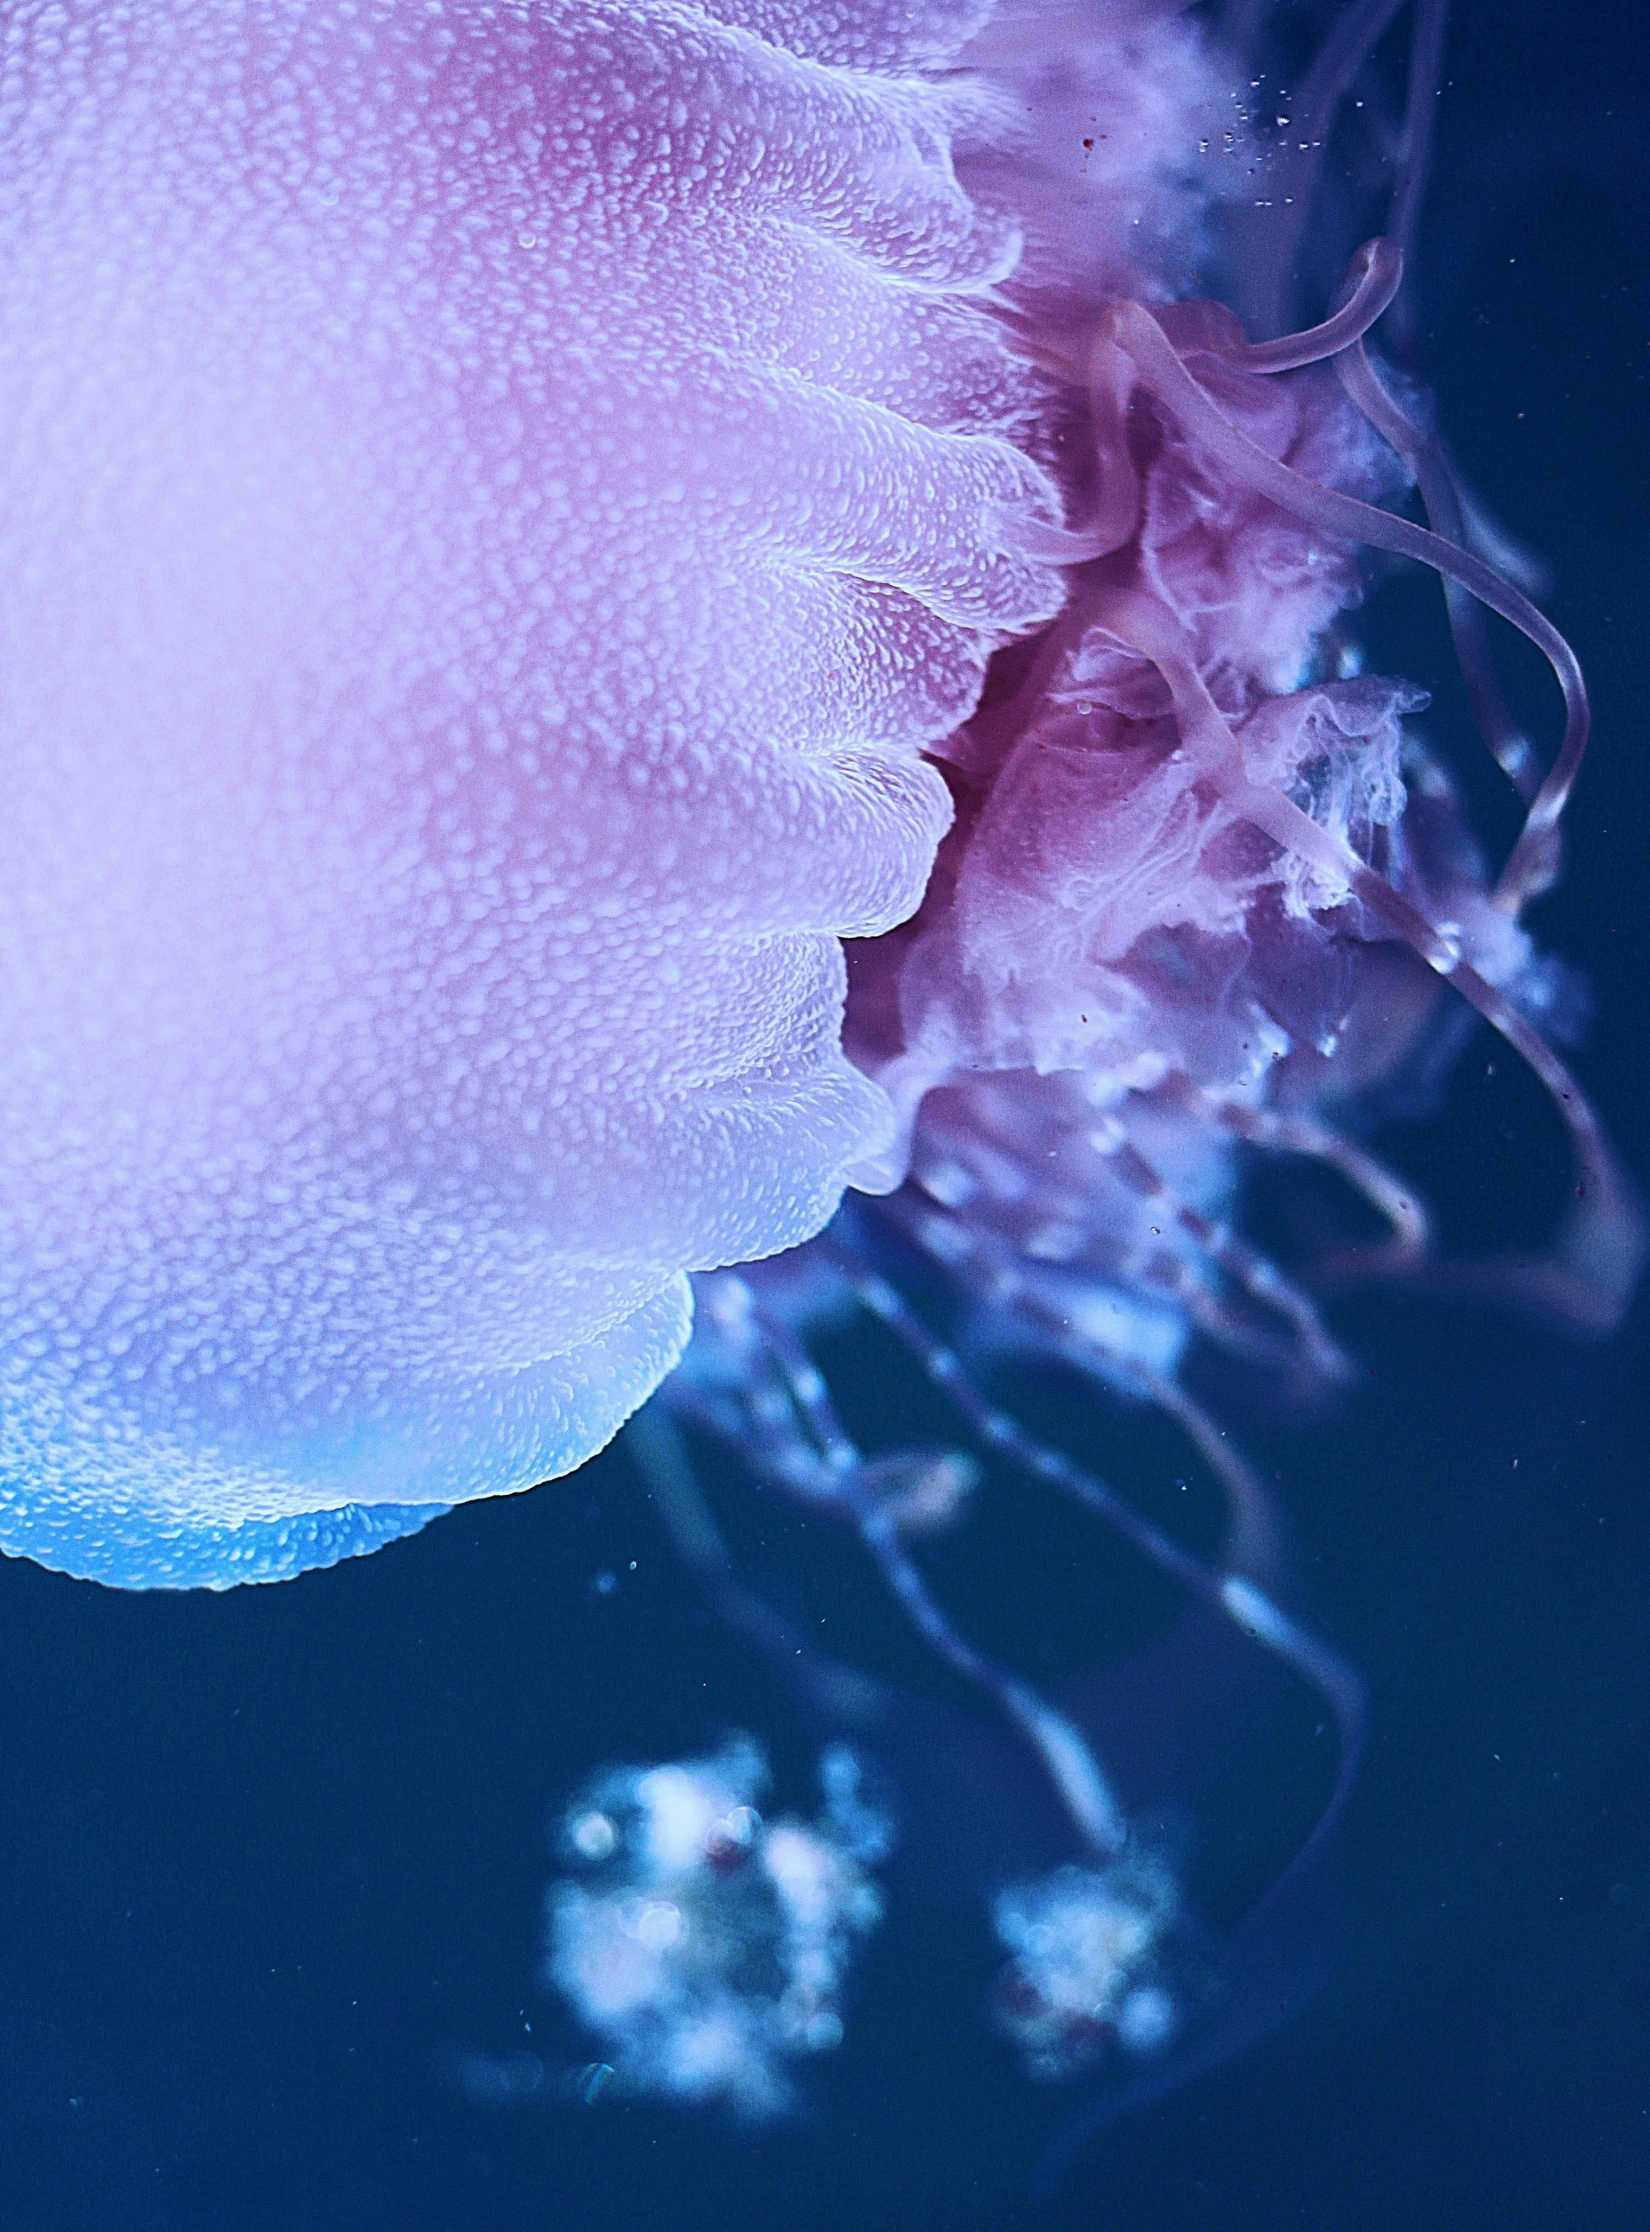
[832,1242,1367,1860]
[1093,300,1585,903]
[1086,1108,1355,1381]
[1213,236,1542,821]
[1169,1077,1433,1291]
[671,1280,1130,1857]
[1335,337,1545,832]
[627,1403,888,1731]
[1248,0,1410,339]
[913,1090,1352,1385]
[1227,234,1403,373]
[1382,0,1451,345]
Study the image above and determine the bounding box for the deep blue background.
[3,4,1647,2227]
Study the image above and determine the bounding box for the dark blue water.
[3,5,1647,2227]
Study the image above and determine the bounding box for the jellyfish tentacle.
[627,1403,889,1732]
[835,1244,1366,1862]
[1129,1355,1292,1577]
[1171,1079,1432,1279]
[1243,0,1411,340]
[672,1277,1129,1857]
[1009,242,1396,564]
[1212,232,1540,818]
[1093,298,1585,907]
[1334,338,1543,815]
[1087,585,1640,1332]
[1221,236,1403,375]
[864,1183,1289,1580]
[908,1089,1349,1388]
[899,1154,1311,1391]
[1061,330,1148,562]
[746,1299,1130,1856]
[1383,0,1453,332]
[1086,1110,1356,1383]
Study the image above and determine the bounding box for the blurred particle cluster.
[991,1857,1180,2081]
[544,1736,890,2116]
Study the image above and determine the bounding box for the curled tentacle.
[1095,292,1588,902]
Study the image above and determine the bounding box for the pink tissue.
[0,0,1076,1582]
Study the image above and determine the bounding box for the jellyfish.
[0,0,1638,2150]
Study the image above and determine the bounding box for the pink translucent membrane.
[851,236,1638,1384]
[861,313,1413,1117]
[0,0,1077,1585]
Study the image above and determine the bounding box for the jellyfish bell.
[0,0,1082,1585]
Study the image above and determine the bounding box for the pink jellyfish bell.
[0,0,1077,1584]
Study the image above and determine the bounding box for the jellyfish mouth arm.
[1024,230,1645,1327]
